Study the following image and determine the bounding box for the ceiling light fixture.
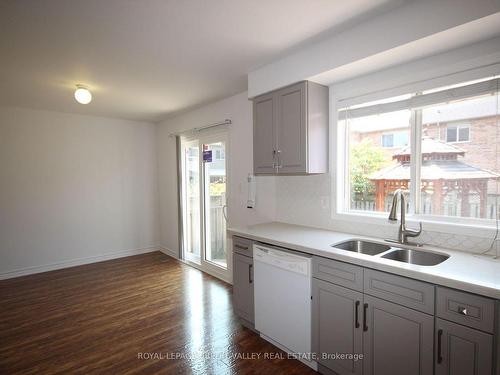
[74,85,92,104]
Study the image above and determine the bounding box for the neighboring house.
[360,115,499,179]
[350,94,500,218]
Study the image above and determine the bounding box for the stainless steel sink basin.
[332,240,391,256]
[381,248,449,266]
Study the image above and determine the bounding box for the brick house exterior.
[350,115,499,218]
[352,115,499,175]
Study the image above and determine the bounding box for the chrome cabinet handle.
[276,150,282,169]
[458,306,468,315]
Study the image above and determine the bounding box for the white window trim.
[330,73,499,238]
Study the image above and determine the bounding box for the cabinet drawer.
[233,236,254,257]
[436,287,495,333]
[312,256,363,292]
[363,269,434,314]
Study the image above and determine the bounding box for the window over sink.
[337,77,500,224]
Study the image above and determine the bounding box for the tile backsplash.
[274,174,498,256]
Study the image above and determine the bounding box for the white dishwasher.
[253,244,316,370]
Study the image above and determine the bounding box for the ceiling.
[0,0,400,122]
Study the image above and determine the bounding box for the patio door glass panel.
[182,140,201,264]
[202,141,227,268]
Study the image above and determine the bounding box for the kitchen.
[229,41,500,375]
[1,1,500,374]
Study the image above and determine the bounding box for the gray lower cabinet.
[230,246,499,375]
[362,295,434,375]
[313,279,433,375]
[313,258,438,375]
[233,253,254,327]
[312,279,363,375]
[435,318,493,375]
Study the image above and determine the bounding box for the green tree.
[350,138,387,199]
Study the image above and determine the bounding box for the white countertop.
[228,222,500,300]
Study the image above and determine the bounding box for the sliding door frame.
[180,128,230,282]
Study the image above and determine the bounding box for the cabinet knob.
[458,306,468,315]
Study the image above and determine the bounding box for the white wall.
[0,106,160,278]
[248,0,500,97]
[156,91,276,256]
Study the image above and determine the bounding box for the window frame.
[333,77,499,233]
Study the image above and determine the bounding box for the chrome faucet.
[388,189,422,244]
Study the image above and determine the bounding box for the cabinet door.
[363,295,434,375]
[312,279,363,375]
[253,93,276,174]
[233,253,254,323]
[275,82,307,173]
[435,318,493,375]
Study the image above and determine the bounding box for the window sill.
[332,211,497,238]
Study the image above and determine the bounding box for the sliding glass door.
[180,131,229,279]
[181,139,201,264]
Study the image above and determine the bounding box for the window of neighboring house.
[381,133,394,147]
[338,77,499,222]
[446,123,470,143]
[382,131,409,148]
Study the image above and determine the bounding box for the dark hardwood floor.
[0,252,316,374]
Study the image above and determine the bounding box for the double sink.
[332,240,449,266]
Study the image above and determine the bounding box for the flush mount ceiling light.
[74,85,92,104]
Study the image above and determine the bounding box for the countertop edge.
[228,226,500,300]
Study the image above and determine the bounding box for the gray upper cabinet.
[253,81,328,175]
[275,83,307,173]
[253,93,276,174]
[435,318,493,375]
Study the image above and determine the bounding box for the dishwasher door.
[253,244,312,356]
